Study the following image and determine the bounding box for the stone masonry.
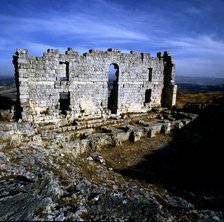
[13,48,177,124]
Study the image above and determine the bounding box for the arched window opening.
[108,63,119,113]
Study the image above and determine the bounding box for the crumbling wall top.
[15,48,28,57]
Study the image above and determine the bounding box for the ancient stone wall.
[13,48,177,124]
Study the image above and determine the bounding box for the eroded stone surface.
[0,126,223,221]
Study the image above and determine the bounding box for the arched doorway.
[108,63,119,114]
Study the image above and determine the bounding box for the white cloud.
[1,3,224,78]
[163,35,224,77]
[166,35,224,56]
[184,8,201,14]
[23,42,67,56]
[0,14,148,42]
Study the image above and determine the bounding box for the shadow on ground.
[117,101,224,211]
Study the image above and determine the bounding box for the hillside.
[176,75,224,85]
[0,76,16,101]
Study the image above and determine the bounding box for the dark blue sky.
[0,0,224,77]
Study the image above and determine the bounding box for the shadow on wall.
[116,102,224,210]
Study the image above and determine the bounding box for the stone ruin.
[13,48,177,125]
[0,48,199,157]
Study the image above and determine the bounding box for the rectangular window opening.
[145,89,152,103]
[59,61,69,81]
[148,68,153,81]
[59,92,70,115]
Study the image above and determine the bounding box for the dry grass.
[100,134,172,171]
[176,91,224,108]
[75,155,126,185]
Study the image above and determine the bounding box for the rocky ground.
[0,91,224,221]
[0,135,223,221]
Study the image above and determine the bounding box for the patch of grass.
[100,134,172,171]
[76,159,98,180]
[80,212,91,221]
[33,208,45,217]
[176,90,224,108]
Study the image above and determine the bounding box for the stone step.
[38,112,155,134]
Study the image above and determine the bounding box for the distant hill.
[0,75,15,85]
[0,76,16,100]
[177,83,224,93]
[175,76,224,92]
[176,75,224,85]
